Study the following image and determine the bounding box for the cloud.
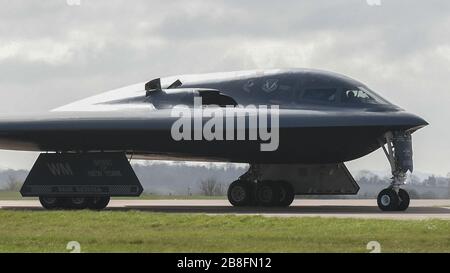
[0,0,449,174]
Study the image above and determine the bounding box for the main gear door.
[20,152,143,197]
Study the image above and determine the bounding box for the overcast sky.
[0,0,449,176]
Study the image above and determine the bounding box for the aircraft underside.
[1,124,392,164]
[21,130,414,212]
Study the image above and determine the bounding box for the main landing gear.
[227,165,295,207]
[20,152,143,211]
[39,196,111,210]
[377,131,413,211]
[228,179,295,207]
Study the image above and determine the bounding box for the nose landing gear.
[377,188,411,211]
[377,131,413,211]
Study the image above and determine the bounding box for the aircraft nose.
[404,112,429,130]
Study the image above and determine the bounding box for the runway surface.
[1,199,450,220]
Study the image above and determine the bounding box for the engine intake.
[147,88,237,109]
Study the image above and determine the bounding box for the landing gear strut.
[377,131,413,211]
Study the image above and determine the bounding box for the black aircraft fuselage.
[0,69,427,164]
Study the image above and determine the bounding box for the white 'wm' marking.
[47,163,74,176]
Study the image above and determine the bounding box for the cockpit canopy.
[299,86,389,105]
[232,72,394,108]
[144,70,396,109]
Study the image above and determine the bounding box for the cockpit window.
[342,86,389,105]
[302,88,337,103]
[243,77,296,104]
